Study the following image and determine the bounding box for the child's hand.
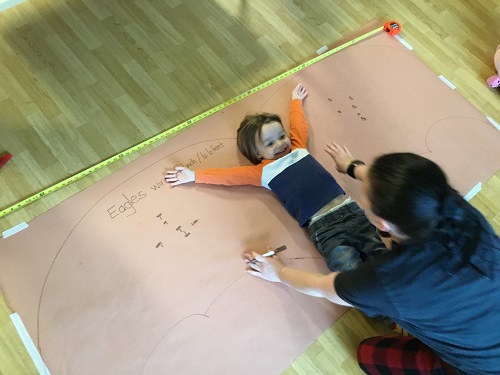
[325,141,355,174]
[165,166,195,186]
[292,83,308,101]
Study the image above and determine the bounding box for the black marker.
[248,245,287,264]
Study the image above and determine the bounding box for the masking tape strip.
[2,222,29,238]
[0,0,26,12]
[486,116,500,131]
[394,34,413,50]
[464,182,482,201]
[438,75,456,90]
[316,45,328,55]
[10,313,51,375]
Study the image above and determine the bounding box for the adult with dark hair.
[245,143,500,375]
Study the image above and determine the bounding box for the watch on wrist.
[347,159,365,179]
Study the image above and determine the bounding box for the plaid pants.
[357,335,456,375]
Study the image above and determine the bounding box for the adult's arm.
[245,251,352,306]
[279,267,353,306]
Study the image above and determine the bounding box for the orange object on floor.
[383,20,402,35]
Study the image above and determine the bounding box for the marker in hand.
[248,245,287,264]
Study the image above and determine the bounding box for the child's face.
[255,122,291,160]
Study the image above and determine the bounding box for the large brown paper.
[1,31,499,375]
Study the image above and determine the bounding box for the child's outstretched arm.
[165,166,195,186]
[289,84,309,149]
[165,164,264,187]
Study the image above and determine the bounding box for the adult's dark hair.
[237,113,282,165]
[367,152,498,278]
[367,153,453,241]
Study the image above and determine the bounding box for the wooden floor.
[0,0,498,373]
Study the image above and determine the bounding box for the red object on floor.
[384,20,402,35]
[0,153,12,169]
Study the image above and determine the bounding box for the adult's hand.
[245,251,284,282]
[245,251,352,306]
[325,141,355,174]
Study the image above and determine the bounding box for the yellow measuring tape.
[0,26,382,220]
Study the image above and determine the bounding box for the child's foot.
[487,74,500,88]
[0,152,13,169]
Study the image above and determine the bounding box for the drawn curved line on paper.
[202,274,248,316]
[137,255,327,374]
[137,256,326,374]
[138,273,248,375]
[422,117,492,155]
[257,77,295,111]
[35,138,236,347]
[137,313,209,374]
